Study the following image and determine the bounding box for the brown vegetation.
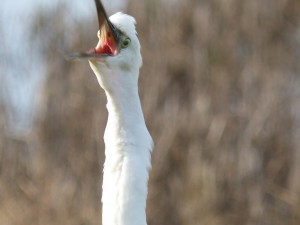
[1,0,300,225]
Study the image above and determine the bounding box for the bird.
[67,1,153,225]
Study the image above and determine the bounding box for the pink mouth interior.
[94,35,117,55]
[95,44,114,55]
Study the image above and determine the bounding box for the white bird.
[68,1,153,225]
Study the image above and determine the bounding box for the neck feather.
[101,72,152,225]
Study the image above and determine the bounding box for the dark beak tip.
[64,53,83,61]
[94,0,120,42]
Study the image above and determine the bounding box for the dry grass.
[1,0,300,225]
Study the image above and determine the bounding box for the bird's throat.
[94,35,117,55]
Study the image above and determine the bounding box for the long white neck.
[100,70,152,225]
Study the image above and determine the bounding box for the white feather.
[89,12,153,225]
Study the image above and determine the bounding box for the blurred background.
[1,0,300,224]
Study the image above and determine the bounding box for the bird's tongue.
[97,44,112,54]
[94,37,117,55]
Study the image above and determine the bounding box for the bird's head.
[68,0,142,94]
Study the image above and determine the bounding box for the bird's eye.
[122,38,131,48]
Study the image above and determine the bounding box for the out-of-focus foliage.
[1,0,300,225]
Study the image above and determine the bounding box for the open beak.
[66,0,120,59]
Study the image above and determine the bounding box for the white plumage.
[68,2,153,223]
[89,11,153,225]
